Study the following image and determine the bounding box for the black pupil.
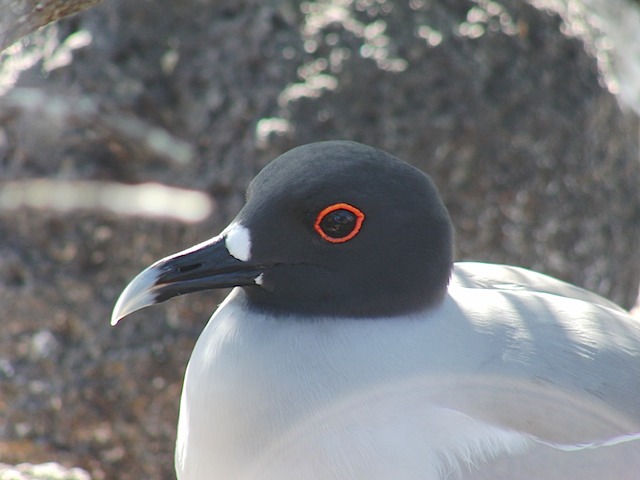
[320,209,356,238]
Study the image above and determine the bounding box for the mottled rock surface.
[1,0,639,479]
[0,462,90,480]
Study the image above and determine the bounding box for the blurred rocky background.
[1,0,640,478]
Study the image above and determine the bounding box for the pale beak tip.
[110,313,122,327]
[110,294,135,326]
[110,265,162,326]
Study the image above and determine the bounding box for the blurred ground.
[0,462,90,480]
[1,0,640,478]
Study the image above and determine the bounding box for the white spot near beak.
[254,273,264,285]
[224,223,252,262]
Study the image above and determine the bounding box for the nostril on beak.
[178,264,202,274]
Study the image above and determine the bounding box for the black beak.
[111,231,265,325]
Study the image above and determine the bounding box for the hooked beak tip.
[110,265,162,326]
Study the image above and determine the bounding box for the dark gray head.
[111,141,454,323]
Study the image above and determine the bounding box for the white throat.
[174,289,530,479]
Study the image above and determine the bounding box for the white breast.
[175,264,640,480]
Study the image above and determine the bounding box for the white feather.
[175,263,640,479]
[224,223,252,262]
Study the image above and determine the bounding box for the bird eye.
[313,203,365,243]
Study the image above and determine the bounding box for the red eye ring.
[313,203,365,243]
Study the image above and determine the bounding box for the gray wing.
[452,261,625,312]
[442,264,640,478]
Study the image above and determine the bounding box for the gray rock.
[1,1,639,479]
[0,463,90,480]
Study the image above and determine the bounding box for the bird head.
[111,141,453,324]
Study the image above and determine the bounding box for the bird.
[111,140,640,479]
